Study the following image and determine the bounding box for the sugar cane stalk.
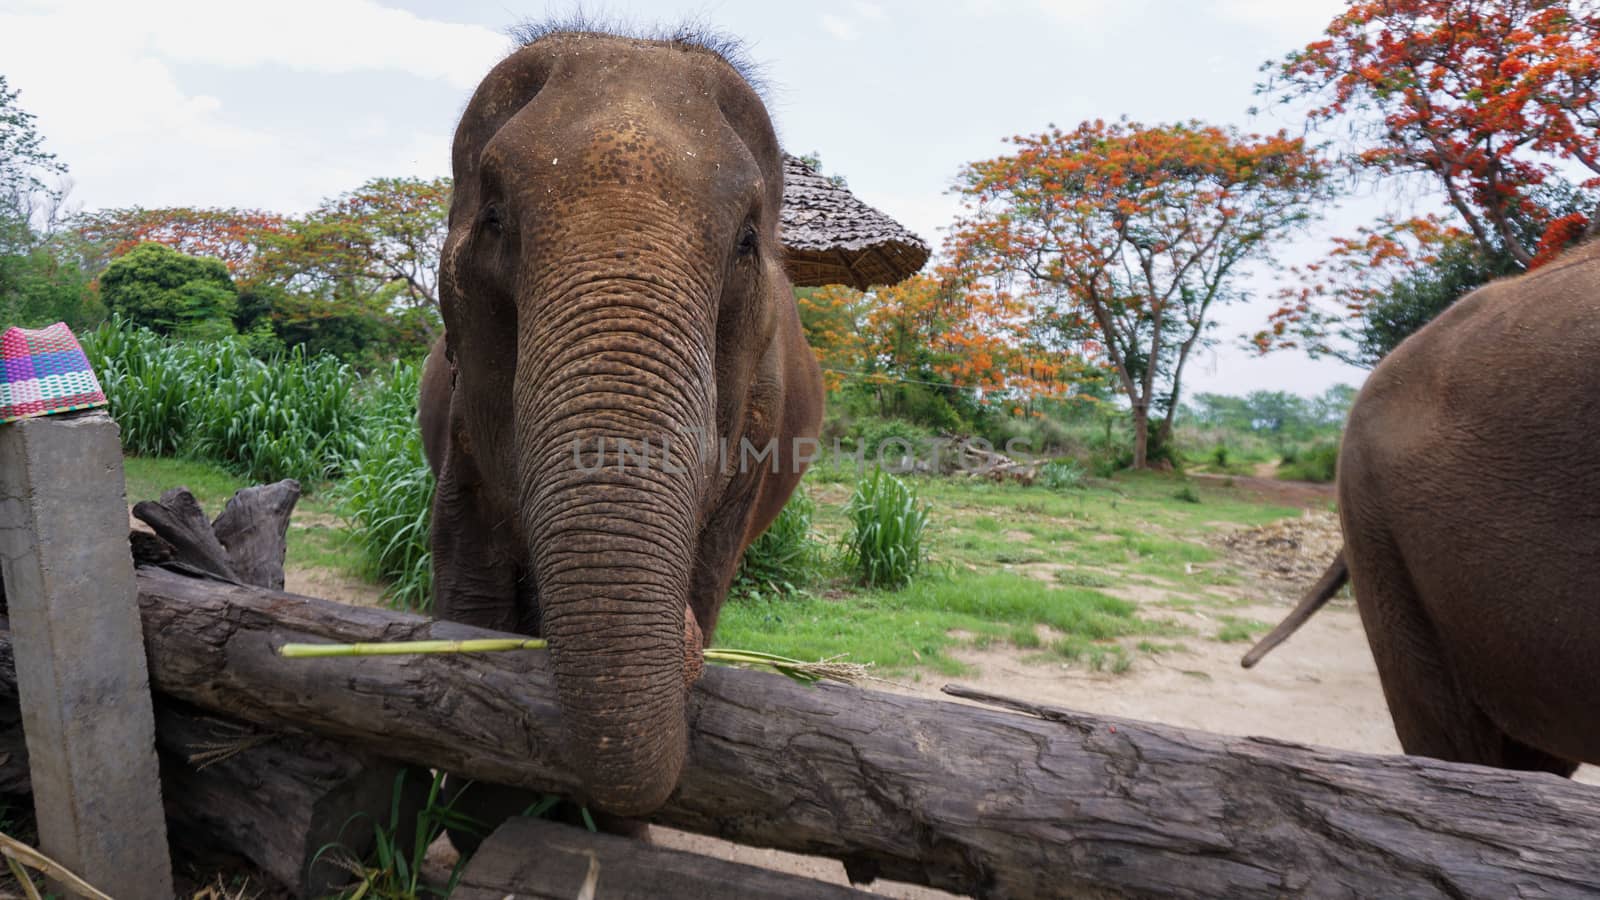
[278,639,872,686]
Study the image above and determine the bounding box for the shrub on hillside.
[1278,440,1339,483]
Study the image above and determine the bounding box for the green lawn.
[719,468,1301,675]
[122,454,1305,677]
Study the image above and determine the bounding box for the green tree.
[1344,240,1522,368]
[1311,384,1357,428]
[951,120,1334,468]
[0,239,103,329]
[0,75,99,330]
[257,177,449,330]
[0,75,65,214]
[99,243,238,337]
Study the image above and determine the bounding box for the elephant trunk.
[516,275,713,817]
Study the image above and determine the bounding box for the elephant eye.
[736,222,758,258]
[478,202,505,235]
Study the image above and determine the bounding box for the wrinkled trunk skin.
[515,275,713,817]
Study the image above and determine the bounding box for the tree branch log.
[209,480,301,591]
[127,567,1600,899]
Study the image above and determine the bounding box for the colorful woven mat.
[0,323,108,424]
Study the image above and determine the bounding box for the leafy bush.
[842,469,929,589]
[733,487,821,598]
[98,242,237,336]
[336,361,435,610]
[846,417,933,457]
[1277,440,1339,483]
[1038,458,1087,491]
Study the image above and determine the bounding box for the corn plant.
[83,320,365,483]
[842,468,929,589]
[186,341,361,483]
[82,323,196,457]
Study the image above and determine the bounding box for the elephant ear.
[779,153,931,290]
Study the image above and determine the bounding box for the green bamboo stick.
[280,638,546,658]
[277,639,871,685]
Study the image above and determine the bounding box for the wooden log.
[0,619,31,796]
[156,702,428,898]
[0,655,430,898]
[454,815,874,899]
[128,510,176,567]
[133,487,239,583]
[130,566,1600,899]
[124,482,429,898]
[210,480,301,591]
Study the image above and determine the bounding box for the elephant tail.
[1240,550,1349,669]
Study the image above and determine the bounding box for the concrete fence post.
[0,411,173,898]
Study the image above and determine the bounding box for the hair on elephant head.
[419,24,824,817]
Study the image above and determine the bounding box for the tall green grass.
[85,321,436,607]
[83,320,362,483]
[842,469,929,589]
[733,487,821,598]
[335,361,435,610]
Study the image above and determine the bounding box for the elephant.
[417,26,824,824]
[1242,239,1600,777]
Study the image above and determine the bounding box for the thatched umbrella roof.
[779,154,930,289]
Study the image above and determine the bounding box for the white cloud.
[1032,0,1124,21]
[0,0,485,212]
[820,13,861,41]
[854,1,888,21]
[1213,0,1346,41]
[11,0,509,89]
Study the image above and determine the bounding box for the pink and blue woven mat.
[0,323,107,424]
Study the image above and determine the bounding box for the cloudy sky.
[0,0,1374,395]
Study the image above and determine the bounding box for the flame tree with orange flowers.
[1255,0,1600,361]
[798,272,1094,422]
[951,119,1332,469]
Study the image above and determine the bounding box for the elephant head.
[427,30,823,816]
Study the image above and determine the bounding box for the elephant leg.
[431,443,532,853]
[430,442,518,631]
[1354,550,1576,775]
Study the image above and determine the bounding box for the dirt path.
[1191,471,1336,509]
